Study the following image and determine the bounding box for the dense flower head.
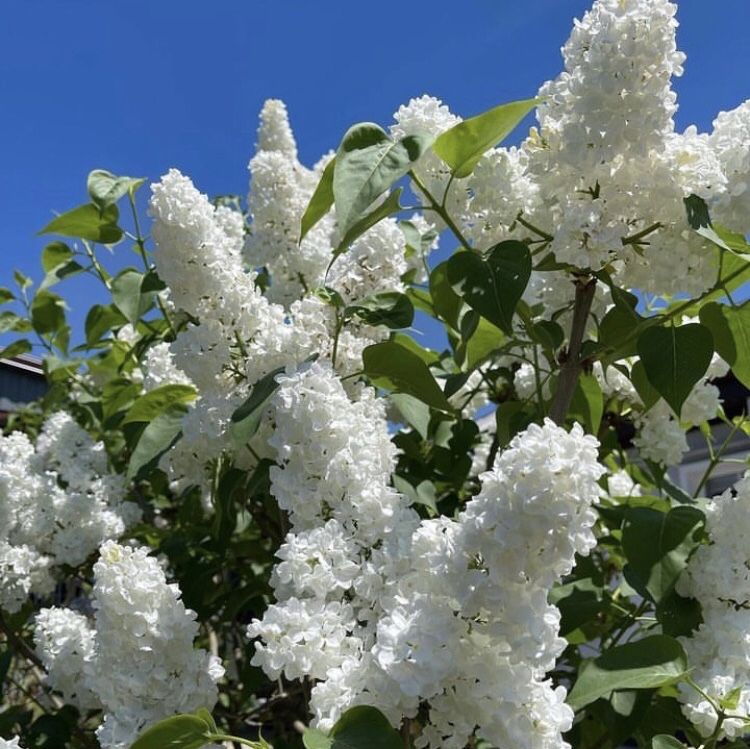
[35,542,223,749]
[0,414,139,612]
[9,1,750,745]
[677,472,750,738]
[251,412,605,749]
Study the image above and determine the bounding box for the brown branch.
[549,277,597,425]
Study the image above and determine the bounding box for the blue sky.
[1,0,749,340]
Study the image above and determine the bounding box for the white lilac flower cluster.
[677,472,750,738]
[0,738,22,749]
[392,0,750,311]
[249,382,605,749]
[147,101,440,496]
[246,99,433,307]
[35,542,224,749]
[0,412,140,613]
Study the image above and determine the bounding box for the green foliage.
[333,188,404,259]
[230,366,286,447]
[126,409,185,481]
[345,292,414,329]
[700,301,750,389]
[123,385,198,424]
[622,507,705,604]
[567,636,689,711]
[446,241,531,334]
[39,203,123,244]
[432,97,538,177]
[303,706,402,749]
[300,158,335,243]
[637,323,714,417]
[128,711,226,749]
[87,169,145,210]
[363,340,452,412]
[332,123,431,236]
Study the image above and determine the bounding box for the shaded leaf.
[129,714,212,749]
[346,292,414,329]
[303,706,401,749]
[567,636,689,711]
[622,507,705,603]
[127,408,185,481]
[230,366,286,447]
[637,324,713,417]
[447,241,531,334]
[363,340,452,412]
[333,188,404,261]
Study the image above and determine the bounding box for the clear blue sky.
[2,0,749,338]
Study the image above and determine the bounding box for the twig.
[549,277,597,424]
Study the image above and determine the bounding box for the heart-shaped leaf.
[637,323,713,417]
[333,122,431,235]
[446,241,531,334]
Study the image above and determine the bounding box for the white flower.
[35,542,224,749]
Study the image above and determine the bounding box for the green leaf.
[333,122,431,235]
[230,366,286,447]
[622,507,705,603]
[39,203,123,243]
[30,290,66,335]
[40,241,84,290]
[630,361,660,410]
[496,400,533,447]
[41,241,74,272]
[363,340,452,412]
[40,260,85,291]
[193,710,217,735]
[0,339,32,360]
[652,735,687,749]
[567,635,689,711]
[550,579,609,638]
[87,169,145,209]
[333,188,404,260]
[129,713,213,749]
[123,385,198,424]
[127,408,185,481]
[0,311,32,334]
[461,316,506,369]
[0,288,14,305]
[300,158,335,243]
[719,686,743,711]
[637,324,713,417]
[14,270,32,290]
[390,393,431,439]
[700,301,750,389]
[393,475,438,513]
[111,269,154,325]
[429,261,463,330]
[85,304,127,345]
[446,241,531,334]
[303,706,401,749]
[346,292,414,329]
[599,290,643,359]
[432,97,537,178]
[391,333,439,365]
[656,590,702,638]
[569,373,603,433]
